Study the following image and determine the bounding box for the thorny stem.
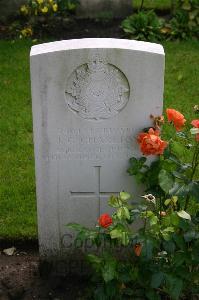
[184,142,199,211]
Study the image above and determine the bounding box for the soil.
[0,18,124,40]
[0,241,88,300]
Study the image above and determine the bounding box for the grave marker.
[30,38,165,257]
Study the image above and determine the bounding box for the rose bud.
[160,211,167,217]
[133,243,142,257]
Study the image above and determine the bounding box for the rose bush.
[67,107,199,300]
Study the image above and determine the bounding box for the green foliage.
[18,0,79,38]
[121,10,163,42]
[122,0,199,41]
[169,0,199,40]
[67,108,199,299]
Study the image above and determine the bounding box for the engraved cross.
[70,166,119,216]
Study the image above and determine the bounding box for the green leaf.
[165,198,171,206]
[172,171,187,180]
[150,215,158,226]
[117,207,130,220]
[121,231,129,246]
[184,230,196,242]
[109,225,129,245]
[102,260,117,282]
[87,254,102,265]
[161,159,177,172]
[151,272,165,288]
[171,141,185,157]
[146,289,161,300]
[163,240,176,253]
[139,156,147,164]
[108,195,122,208]
[170,212,179,226]
[110,228,122,239]
[142,239,154,260]
[162,232,171,241]
[177,210,191,220]
[164,227,175,233]
[175,184,190,197]
[161,227,175,241]
[166,275,183,300]
[172,196,178,205]
[120,191,131,201]
[141,210,154,218]
[188,181,199,200]
[123,206,130,220]
[159,169,174,194]
[173,234,186,250]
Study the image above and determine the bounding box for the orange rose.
[166,108,186,131]
[133,243,142,256]
[137,128,167,156]
[98,213,112,228]
[191,119,199,141]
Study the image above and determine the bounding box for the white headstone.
[30,38,164,257]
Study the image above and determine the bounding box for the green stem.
[159,196,162,224]
[184,142,199,210]
[139,0,144,11]
[144,207,147,234]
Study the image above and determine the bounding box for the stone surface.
[30,38,165,257]
[3,247,16,256]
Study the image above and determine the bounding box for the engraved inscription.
[44,127,135,161]
[65,55,130,120]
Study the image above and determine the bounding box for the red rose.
[166,108,186,131]
[191,119,199,141]
[137,128,167,156]
[98,213,112,228]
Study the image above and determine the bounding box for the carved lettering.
[43,127,134,161]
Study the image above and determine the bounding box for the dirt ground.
[0,18,123,40]
[0,242,88,300]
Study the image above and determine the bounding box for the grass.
[133,0,172,11]
[0,39,198,239]
[0,40,37,239]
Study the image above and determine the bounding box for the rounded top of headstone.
[30,38,164,57]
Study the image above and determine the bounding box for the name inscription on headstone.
[44,127,134,161]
